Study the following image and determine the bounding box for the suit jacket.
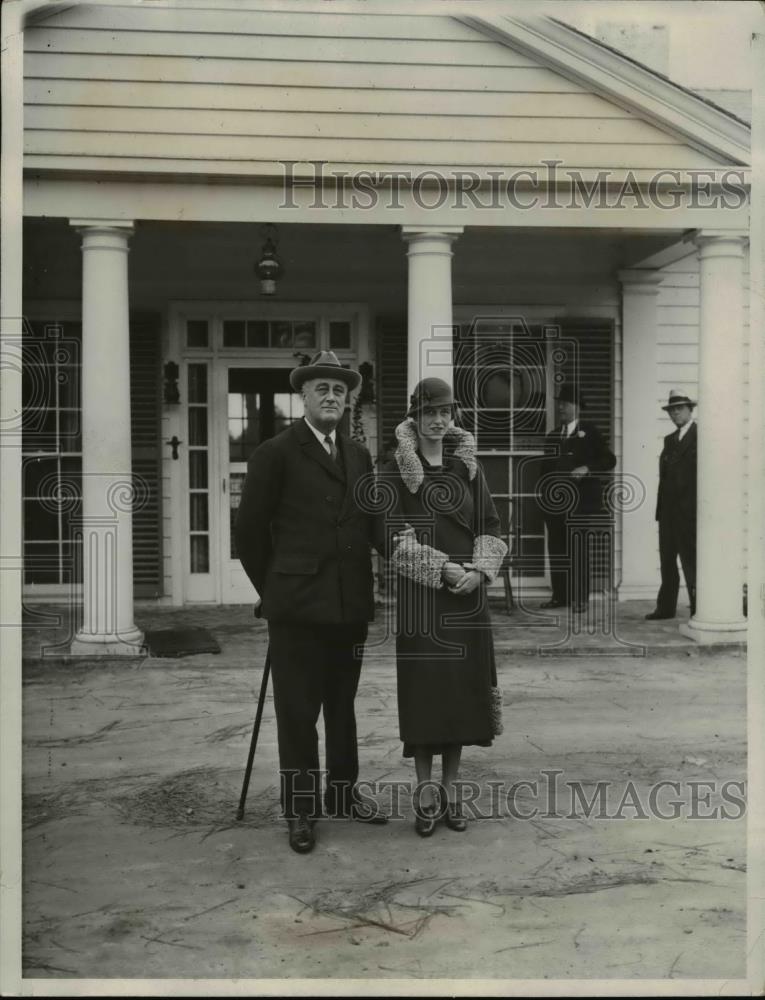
[656,422,697,524]
[234,418,375,624]
[540,419,616,516]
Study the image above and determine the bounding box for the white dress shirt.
[304,417,337,455]
[562,419,577,438]
[678,418,695,441]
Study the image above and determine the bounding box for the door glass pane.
[229,392,261,463]
[223,320,246,348]
[188,365,208,403]
[190,535,210,574]
[293,321,316,348]
[188,407,208,446]
[189,451,208,489]
[246,321,268,348]
[271,321,292,348]
[329,321,351,350]
[190,493,209,532]
[229,472,246,559]
[186,319,209,348]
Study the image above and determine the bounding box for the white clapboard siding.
[24,132,727,170]
[24,80,631,117]
[33,6,501,42]
[26,107,680,146]
[26,28,538,67]
[23,5,731,176]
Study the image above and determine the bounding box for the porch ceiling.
[24,218,681,309]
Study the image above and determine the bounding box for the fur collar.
[394,419,477,494]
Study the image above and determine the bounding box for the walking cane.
[236,646,271,821]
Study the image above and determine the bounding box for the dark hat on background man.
[289,350,361,392]
[406,377,456,418]
[661,389,696,411]
[556,383,587,410]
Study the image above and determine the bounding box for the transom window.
[184,315,354,352]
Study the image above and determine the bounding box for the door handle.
[222,478,227,494]
[166,436,182,459]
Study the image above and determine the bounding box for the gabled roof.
[459,14,751,166]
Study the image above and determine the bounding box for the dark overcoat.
[377,423,507,754]
[235,418,375,624]
[540,419,616,516]
[656,422,697,526]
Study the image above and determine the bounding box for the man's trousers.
[655,516,697,616]
[267,621,368,819]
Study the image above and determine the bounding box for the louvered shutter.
[129,314,163,597]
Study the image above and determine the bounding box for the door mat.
[144,627,221,658]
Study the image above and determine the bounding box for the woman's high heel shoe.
[444,802,467,832]
[414,801,438,837]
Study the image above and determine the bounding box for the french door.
[219,365,304,603]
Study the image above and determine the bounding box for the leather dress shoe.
[287,815,315,854]
[414,802,438,838]
[349,802,388,825]
[645,610,674,620]
[443,802,467,832]
[540,599,566,609]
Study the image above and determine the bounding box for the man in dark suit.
[645,390,697,621]
[538,384,616,613]
[235,351,386,854]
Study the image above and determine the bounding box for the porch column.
[618,269,663,599]
[680,231,748,644]
[69,221,144,656]
[401,226,462,392]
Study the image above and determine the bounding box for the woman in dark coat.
[378,378,507,836]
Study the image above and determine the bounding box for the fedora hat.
[406,377,456,417]
[661,389,696,411]
[289,350,361,392]
[555,383,587,410]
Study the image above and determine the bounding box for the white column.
[618,270,662,599]
[401,226,462,393]
[1,5,25,991]
[680,231,748,644]
[70,222,144,655]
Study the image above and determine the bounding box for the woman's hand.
[449,569,483,595]
[442,561,467,587]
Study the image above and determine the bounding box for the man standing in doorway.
[235,351,386,854]
[538,384,616,613]
[645,390,697,621]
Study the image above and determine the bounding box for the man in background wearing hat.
[645,391,697,620]
[235,351,386,854]
[538,384,616,613]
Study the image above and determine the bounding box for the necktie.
[324,434,338,462]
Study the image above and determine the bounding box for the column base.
[70,627,146,657]
[679,617,747,646]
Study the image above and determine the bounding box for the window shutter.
[129,314,163,597]
[376,315,407,459]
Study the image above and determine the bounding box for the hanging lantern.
[256,225,283,295]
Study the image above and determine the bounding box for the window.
[454,321,550,578]
[222,318,317,350]
[22,321,83,584]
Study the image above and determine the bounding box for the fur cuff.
[465,534,508,584]
[490,685,504,737]
[390,532,448,589]
[394,420,477,494]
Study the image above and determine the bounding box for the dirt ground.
[21,604,747,983]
